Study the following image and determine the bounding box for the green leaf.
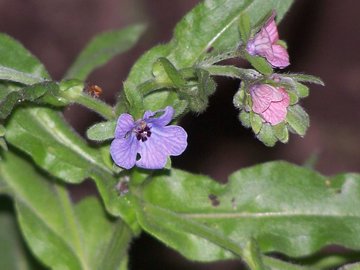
[0,82,58,119]
[0,151,132,270]
[86,120,116,141]
[123,0,293,111]
[64,24,146,80]
[238,12,252,43]
[5,106,139,232]
[152,57,186,88]
[0,33,49,79]
[286,105,309,136]
[243,239,269,270]
[0,65,47,85]
[5,106,111,183]
[244,52,273,75]
[0,203,41,270]
[133,162,360,261]
[285,73,324,86]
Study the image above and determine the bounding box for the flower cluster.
[110,106,187,170]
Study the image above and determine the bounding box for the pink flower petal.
[261,101,288,125]
[250,84,273,113]
[264,16,279,44]
[268,44,290,68]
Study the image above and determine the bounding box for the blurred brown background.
[1,0,359,269]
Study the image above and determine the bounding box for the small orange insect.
[85,84,103,98]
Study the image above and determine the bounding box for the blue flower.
[110,106,188,169]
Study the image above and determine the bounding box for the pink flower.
[250,84,290,125]
[246,13,290,68]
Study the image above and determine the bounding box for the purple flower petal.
[110,136,139,169]
[151,125,188,155]
[143,106,174,126]
[114,113,134,139]
[136,139,168,169]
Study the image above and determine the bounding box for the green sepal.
[286,105,309,137]
[288,90,299,105]
[250,112,263,134]
[239,110,251,128]
[273,122,289,143]
[152,57,186,88]
[276,40,288,49]
[233,84,246,109]
[244,52,273,75]
[257,123,277,147]
[172,99,188,119]
[0,124,5,136]
[238,12,251,43]
[86,120,117,142]
[295,82,310,98]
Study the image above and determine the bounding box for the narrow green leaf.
[64,24,146,80]
[133,163,360,261]
[286,105,309,136]
[285,73,325,86]
[244,52,273,75]
[152,57,186,88]
[238,12,252,43]
[86,120,116,141]
[0,151,132,270]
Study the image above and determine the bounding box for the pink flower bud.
[246,13,290,69]
[250,84,290,125]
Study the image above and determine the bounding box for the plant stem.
[61,91,115,120]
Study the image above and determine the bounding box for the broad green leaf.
[0,33,49,78]
[132,162,360,261]
[0,82,58,119]
[64,24,146,80]
[5,106,111,183]
[0,65,46,85]
[0,202,41,270]
[86,120,116,141]
[0,151,132,270]
[123,0,293,111]
[286,104,309,136]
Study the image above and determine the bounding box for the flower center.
[134,121,152,142]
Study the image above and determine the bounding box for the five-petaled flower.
[250,84,290,125]
[110,106,187,170]
[246,13,290,69]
